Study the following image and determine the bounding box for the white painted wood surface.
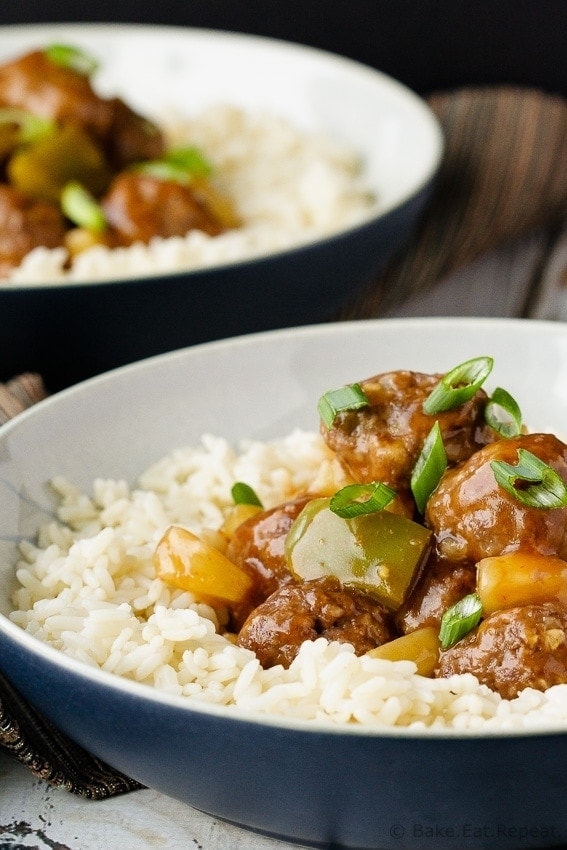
[1,228,566,850]
[0,752,309,849]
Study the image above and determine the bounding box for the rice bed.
[10,429,567,731]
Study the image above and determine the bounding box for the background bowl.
[1,317,567,850]
[0,23,443,392]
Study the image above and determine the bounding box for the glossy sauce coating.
[224,495,310,628]
[237,576,394,669]
[101,172,226,245]
[436,602,567,699]
[0,50,116,140]
[396,555,477,634]
[321,370,495,494]
[426,433,567,562]
[0,183,66,276]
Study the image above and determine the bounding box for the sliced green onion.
[60,181,107,233]
[131,160,192,184]
[318,383,370,429]
[132,147,213,185]
[0,108,56,144]
[439,592,483,650]
[231,482,263,508]
[164,146,213,177]
[44,43,99,76]
[410,421,447,514]
[423,356,494,414]
[329,481,396,518]
[484,386,523,438]
[490,449,567,509]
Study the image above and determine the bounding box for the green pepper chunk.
[284,498,432,610]
[7,122,111,203]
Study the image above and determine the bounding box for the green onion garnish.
[60,181,107,233]
[132,160,193,184]
[329,481,396,518]
[439,592,483,650]
[133,147,213,184]
[318,383,370,429]
[490,449,567,509]
[44,43,99,76]
[484,387,523,438]
[0,108,55,144]
[164,146,213,177]
[231,482,263,507]
[423,356,494,415]
[410,421,448,514]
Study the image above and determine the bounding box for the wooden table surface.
[353,224,567,323]
[1,225,566,850]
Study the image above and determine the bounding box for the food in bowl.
[0,26,444,395]
[10,353,567,731]
[0,42,375,284]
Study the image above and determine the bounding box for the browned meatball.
[103,97,165,171]
[426,433,567,563]
[237,576,395,669]
[321,370,495,495]
[224,495,310,629]
[436,602,567,699]
[226,496,309,599]
[0,49,114,140]
[0,183,66,275]
[0,50,165,170]
[101,172,227,245]
[397,555,477,634]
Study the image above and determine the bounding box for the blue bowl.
[5,318,561,850]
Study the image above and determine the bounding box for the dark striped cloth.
[1,85,566,799]
[0,668,143,797]
[0,372,47,425]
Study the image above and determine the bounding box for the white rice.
[2,105,376,286]
[10,429,567,731]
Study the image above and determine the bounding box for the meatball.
[226,496,309,599]
[0,49,165,170]
[237,576,395,669]
[0,49,114,140]
[0,183,66,275]
[101,172,227,246]
[396,555,477,634]
[436,602,567,699]
[321,370,494,494]
[103,97,165,171]
[224,495,309,628]
[426,433,567,563]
